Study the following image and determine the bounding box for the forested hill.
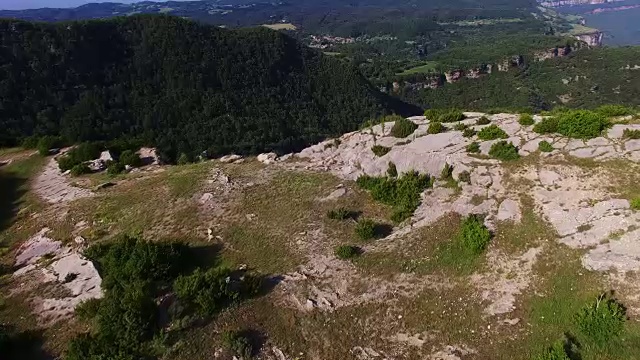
[0,15,418,160]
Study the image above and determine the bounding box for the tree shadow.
[0,327,53,360]
[563,332,582,360]
[237,328,267,357]
[0,171,28,233]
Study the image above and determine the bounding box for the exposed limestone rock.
[219,154,242,163]
[257,152,278,164]
[34,158,93,204]
[497,199,521,222]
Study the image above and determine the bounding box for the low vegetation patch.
[631,198,640,210]
[533,117,559,134]
[437,110,466,123]
[390,117,418,138]
[427,122,445,134]
[371,145,391,157]
[532,340,571,360]
[355,219,377,240]
[462,128,476,138]
[459,214,492,254]
[327,207,354,220]
[538,140,554,152]
[221,330,253,359]
[489,141,519,161]
[466,142,480,154]
[477,124,508,140]
[476,116,491,125]
[357,170,432,222]
[67,236,261,359]
[595,104,636,117]
[458,170,471,184]
[57,142,102,172]
[334,245,360,259]
[386,161,398,178]
[622,128,640,139]
[453,123,468,131]
[519,113,535,126]
[433,214,492,274]
[575,293,626,349]
[440,163,453,180]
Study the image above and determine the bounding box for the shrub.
[440,163,453,180]
[37,135,64,156]
[532,340,571,360]
[57,142,102,171]
[438,110,465,123]
[387,161,398,178]
[356,171,432,223]
[477,125,508,140]
[459,215,491,254]
[462,128,476,138]
[70,163,91,176]
[466,142,480,154]
[622,129,640,139]
[538,140,554,152]
[75,298,102,322]
[458,170,471,184]
[355,219,377,240]
[427,122,445,134]
[173,267,245,316]
[334,245,359,259]
[327,207,352,220]
[519,113,535,126]
[221,331,253,359]
[556,110,610,139]
[595,104,636,117]
[107,161,126,175]
[489,141,519,161]
[630,198,640,210]
[575,293,626,347]
[454,123,468,131]
[177,153,191,165]
[390,118,418,138]
[424,108,443,120]
[371,145,391,157]
[533,117,559,134]
[119,150,143,167]
[476,116,491,125]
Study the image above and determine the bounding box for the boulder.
[257,152,278,164]
[219,154,242,163]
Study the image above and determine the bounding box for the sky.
[1,0,191,10]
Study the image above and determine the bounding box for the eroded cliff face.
[575,32,604,47]
[539,0,623,7]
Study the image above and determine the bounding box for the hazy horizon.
[1,0,194,11]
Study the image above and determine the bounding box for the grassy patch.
[431,215,491,275]
[334,245,360,259]
[489,141,520,161]
[519,113,535,126]
[476,116,491,125]
[399,61,439,75]
[371,145,391,157]
[390,117,418,138]
[427,122,445,134]
[466,142,481,153]
[539,140,554,152]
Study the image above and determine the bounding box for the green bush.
[387,161,398,178]
[57,142,102,171]
[476,116,491,125]
[631,198,640,210]
[327,207,352,220]
[532,340,571,360]
[458,170,471,184]
[119,150,143,167]
[538,141,554,152]
[427,122,445,134]
[371,145,391,157]
[477,124,508,140]
[462,128,476,138]
[107,161,126,175]
[36,135,64,156]
[453,123,468,131]
[173,267,246,316]
[575,293,626,348]
[75,298,102,322]
[438,110,465,123]
[334,245,359,259]
[440,163,453,180]
[177,153,191,165]
[533,117,559,134]
[70,163,91,176]
[459,215,491,254]
[221,330,253,359]
[390,118,418,138]
[556,110,610,139]
[466,142,480,154]
[424,108,443,120]
[356,170,432,223]
[622,129,640,139]
[518,113,535,126]
[355,219,377,240]
[595,104,636,117]
[489,141,519,161]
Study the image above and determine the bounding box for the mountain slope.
[0,15,418,159]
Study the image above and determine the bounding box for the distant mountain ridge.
[0,15,419,160]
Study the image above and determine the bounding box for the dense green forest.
[0,15,418,160]
[403,46,640,111]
